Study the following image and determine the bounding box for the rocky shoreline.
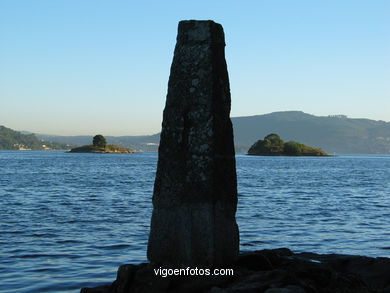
[80,248,390,293]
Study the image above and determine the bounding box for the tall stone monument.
[147,20,239,267]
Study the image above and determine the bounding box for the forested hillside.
[0,125,72,150]
[12,111,390,154]
[232,111,390,153]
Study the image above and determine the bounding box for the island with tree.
[69,135,135,153]
[247,133,329,156]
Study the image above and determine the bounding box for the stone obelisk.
[147,20,239,267]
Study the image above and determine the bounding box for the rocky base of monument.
[80,248,390,293]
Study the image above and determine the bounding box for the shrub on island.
[248,134,328,156]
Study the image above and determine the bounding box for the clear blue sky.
[1,0,389,135]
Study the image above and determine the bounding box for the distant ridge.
[14,111,390,154]
[0,125,71,150]
[232,111,390,154]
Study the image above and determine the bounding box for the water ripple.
[0,151,389,292]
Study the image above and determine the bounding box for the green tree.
[284,141,303,155]
[264,133,282,143]
[263,133,284,153]
[93,134,107,148]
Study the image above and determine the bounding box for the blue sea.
[1,151,389,293]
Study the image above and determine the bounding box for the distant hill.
[232,111,390,154]
[27,111,390,154]
[0,125,72,150]
[0,125,43,150]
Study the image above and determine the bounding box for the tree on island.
[93,134,107,148]
[263,133,284,153]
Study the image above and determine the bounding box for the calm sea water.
[1,151,389,293]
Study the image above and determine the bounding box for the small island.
[248,133,329,156]
[69,135,135,154]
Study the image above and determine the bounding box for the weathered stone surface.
[147,20,239,267]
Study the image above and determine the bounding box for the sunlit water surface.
[1,151,389,292]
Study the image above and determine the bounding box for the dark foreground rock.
[80,248,390,293]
